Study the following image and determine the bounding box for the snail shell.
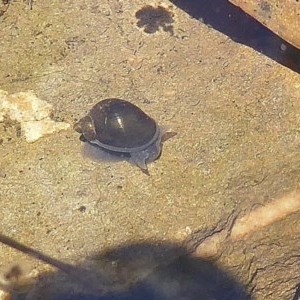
[74,98,162,171]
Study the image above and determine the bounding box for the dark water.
[170,0,300,73]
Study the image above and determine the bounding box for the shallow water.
[1,1,300,299]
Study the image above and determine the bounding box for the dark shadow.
[5,240,251,300]
[135,5,175,35]
[169,0,300,73]
[293,283,300,300]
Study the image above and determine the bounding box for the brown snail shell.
[74,98,163,171]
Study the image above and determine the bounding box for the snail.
[74,98,164,172]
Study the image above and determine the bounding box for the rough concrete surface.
[0,0,300,299]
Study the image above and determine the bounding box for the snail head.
[73,115,96,142]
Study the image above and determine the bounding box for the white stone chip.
[0,90,70,142]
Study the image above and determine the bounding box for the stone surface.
[0,0,300,299]
[230,0,300,49]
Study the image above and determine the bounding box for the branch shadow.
[10,241,251,300]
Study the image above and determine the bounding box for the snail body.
[74,99,163,171]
